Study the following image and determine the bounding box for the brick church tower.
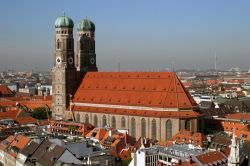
[52,16,77,120]
[76,19,98,73]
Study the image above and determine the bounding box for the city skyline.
[0,0,249,71]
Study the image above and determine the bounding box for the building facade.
[51,15,201,141]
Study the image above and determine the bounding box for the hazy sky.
[0,0,249,71]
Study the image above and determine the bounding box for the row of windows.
[56,39,73,50]
[56,30,72,34]
[75,114,191,140]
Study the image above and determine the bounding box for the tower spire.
[228,129,240,166]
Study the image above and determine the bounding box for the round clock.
[90,57,95,65]
[56,57,62,64]
[68,57,73,65]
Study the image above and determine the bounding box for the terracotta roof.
[14,116,38,125]
[72,106,201,118]
[195,151,226,165]
[0,100,51,109]
[86,128,108,140]
[225,113,250,121]
[0,109,20,119]
[0,85,14,96]
[170,130,206,147]
[73,72,197,109]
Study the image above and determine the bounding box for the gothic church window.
[111,116,116,128]
[94,115,98,127]
[151,119,157,139]
[131,118,136,137]
[121,116,126,128]
[166,120,172,140]
[141,118,146,138]
[102,115,107,127]
[185,119,190,131]
[57,39,61,49]
[76,113,80,122]
[85,114,89,124]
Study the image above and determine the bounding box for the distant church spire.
[228,129,240,166]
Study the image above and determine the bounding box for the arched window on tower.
[131,118,136,137]
[141,118,146,138]
[166,120,172,140]
[151,119,157,139]
[57,39,61,49]
[111,116,116,128]
[76,113,80,123]
[94,115,98,127]
[85,114,89,124]
[185,119,191,131]
[102,115,107,127]
[121,116,126,128]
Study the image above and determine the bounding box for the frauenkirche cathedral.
[52,15,201,141]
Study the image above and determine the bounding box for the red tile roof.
[0,85,14,96]
[170,130,206,147]
[195,151,226,165]
[0,100,51,109]
[225,113,250,121]
[14,116,38,125]
[73,72,197,109]
[0,109,20,119]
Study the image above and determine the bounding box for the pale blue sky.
[0,0,249,71]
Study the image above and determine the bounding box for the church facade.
[52,15,201,141]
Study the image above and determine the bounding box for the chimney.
[109,130,112,137]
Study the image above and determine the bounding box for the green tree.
[31,107,48,120]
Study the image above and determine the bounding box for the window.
[151,119,157,139]
[94,115,98,127]
[85,114,89,124]
[76,113,80,122]
[121,116,126,128]
[166,120,172,140]
[102,115,107,127]
[111,116,116,128]
[131,118,136,137]
[57,39,61,49]
[141,118,146,138]
[185,119,190,131]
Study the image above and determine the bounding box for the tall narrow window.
[57,39,60,49]
[151,119,157,139]
[185,119,191,131]
[111,116,116,128]
[121,116,126,128]
[166,120,172,140]
[131,118,136,137]
[85,114,89,124]
[76,113,80,123]
[94,115,98,127]
[141,118,146,138]
[102,115,107,127]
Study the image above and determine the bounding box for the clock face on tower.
[56,57,62,64]
[90,57,95,65]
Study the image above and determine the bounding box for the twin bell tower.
[52,15,98,120]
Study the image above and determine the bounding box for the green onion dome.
[55,16,74,28]
[77,19,95,31]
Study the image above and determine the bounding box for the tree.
[31,107,49,120]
